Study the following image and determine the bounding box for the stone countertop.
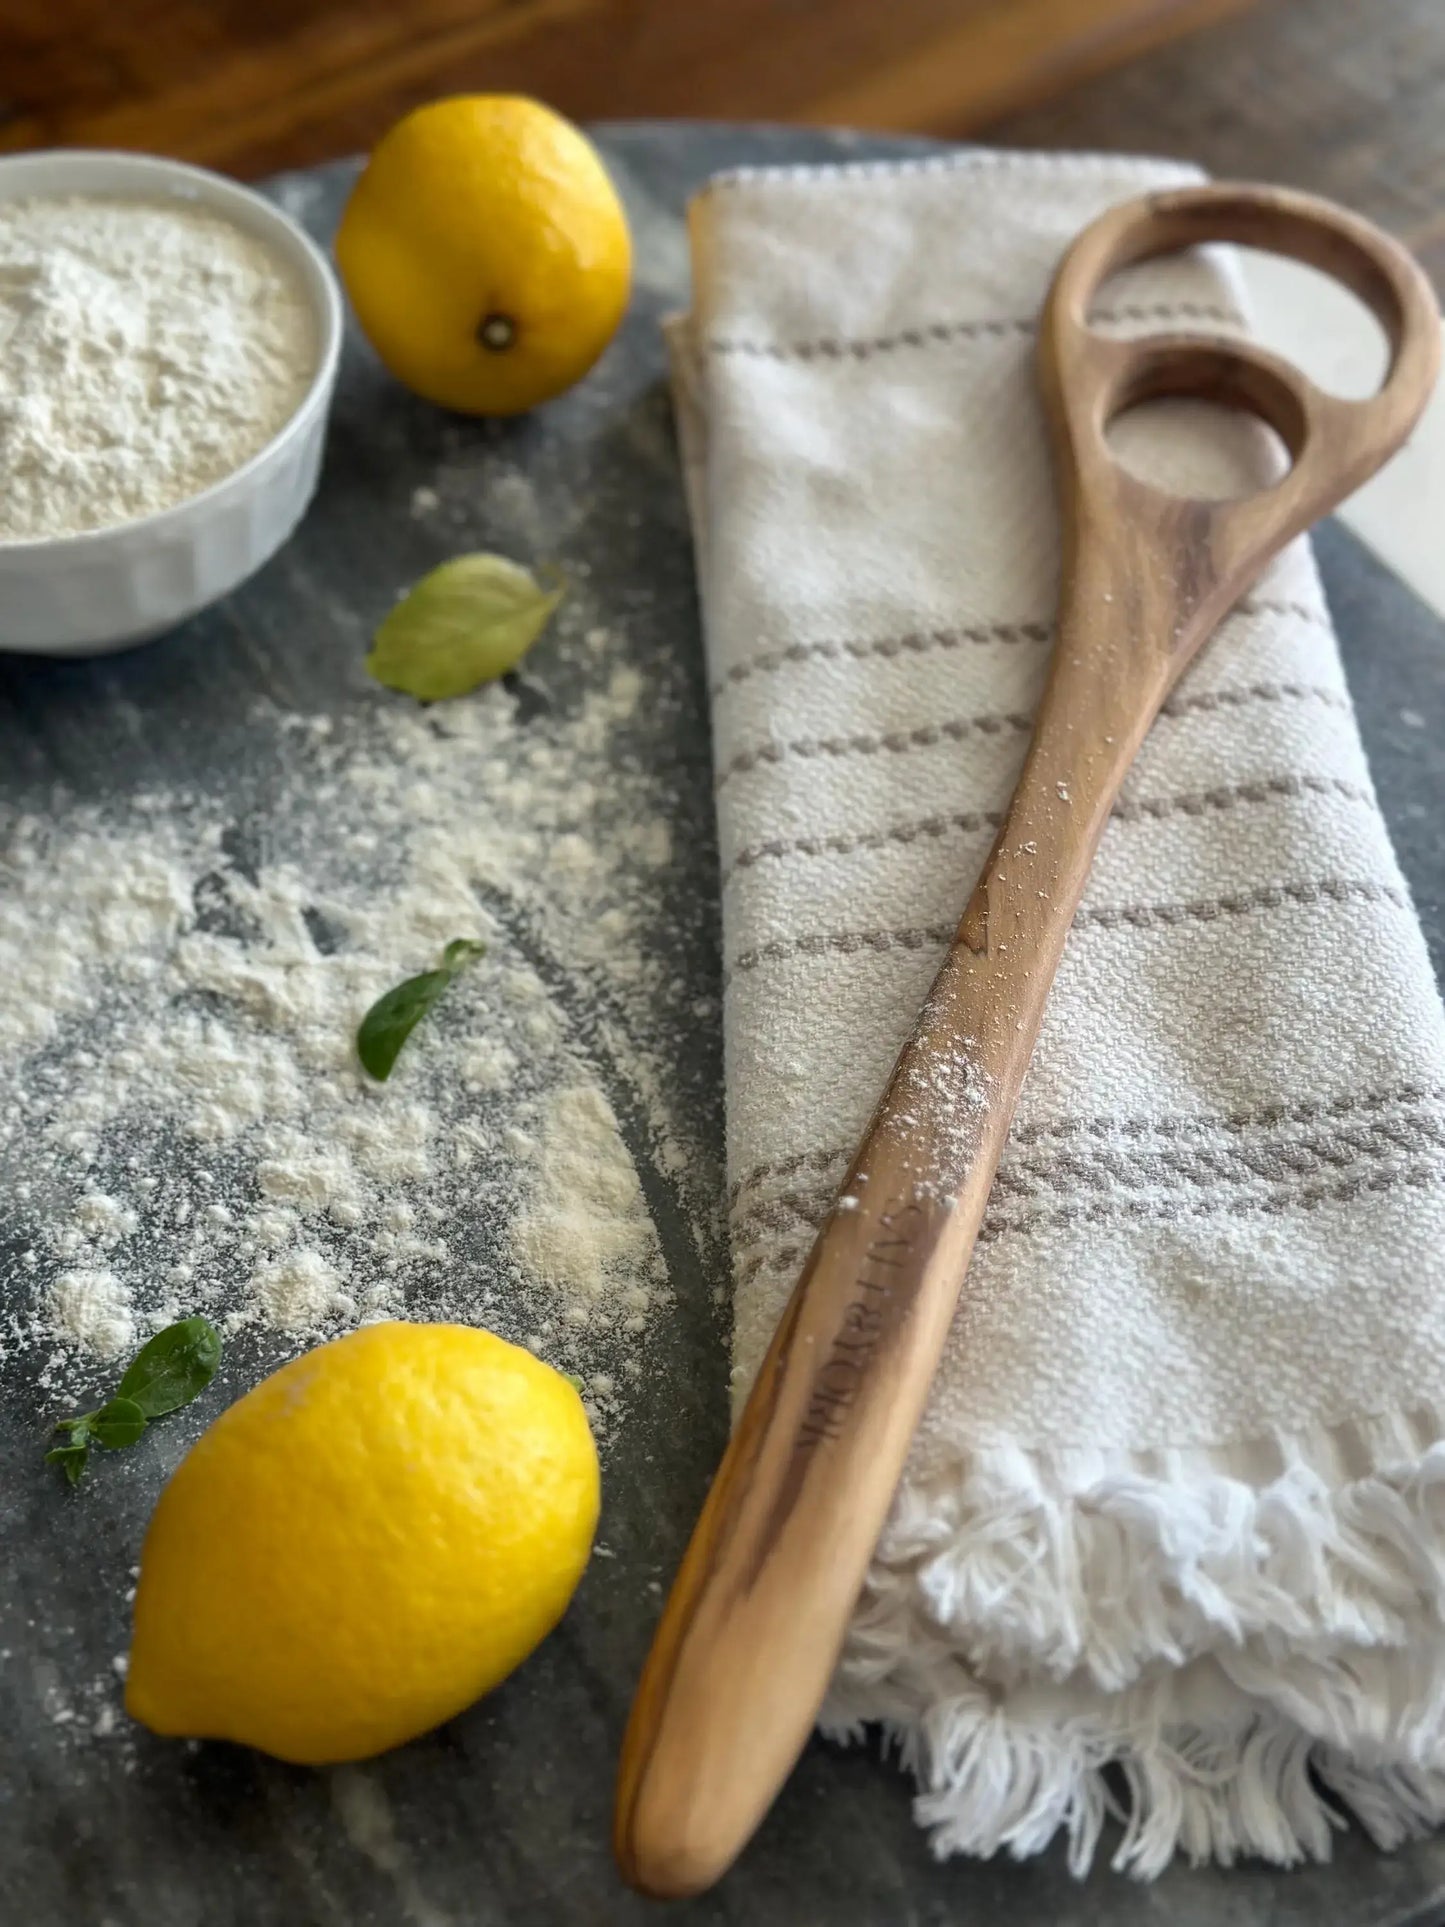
[2,125,1444,1927]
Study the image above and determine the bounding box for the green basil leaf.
[117,1315,223,1417]
[357,939,486,1081]
[366,554,564,703]
[357,968,451,1080]
[46,1443,90,1486]
[87,1396,148,1450]
[46,1315,223,1488]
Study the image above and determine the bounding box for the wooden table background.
[3,0,1441,290]
[0,0,1254,173]
[4,0,1443,292]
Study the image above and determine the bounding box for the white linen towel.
[666,149,1445,1878]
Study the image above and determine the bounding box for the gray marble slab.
[2,125,1444,1927]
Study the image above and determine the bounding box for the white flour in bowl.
[0,195,317,543]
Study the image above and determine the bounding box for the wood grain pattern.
[800,0,1261,131]
[612,183,1442,1900]
[0,0,1251,179]
[985,0,1445,295]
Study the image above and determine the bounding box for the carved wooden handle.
[614,183,1441,1901]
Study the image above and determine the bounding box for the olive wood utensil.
[615,181,1442,1899]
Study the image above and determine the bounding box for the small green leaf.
[46,1443,90,1486]
[563,1373,586,1394]
[117,1315,223,1417]
[366,554,564,702]
[357,938,486,1081]
[358,969,452,1079]
[47,1315,224,1488]
[87,1396,148,1450]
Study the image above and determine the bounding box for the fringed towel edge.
[823,1431,1445,1876]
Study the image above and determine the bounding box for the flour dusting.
[49,1269,134,1360]
[1,631,711,1438]
[509,1085,666,1344]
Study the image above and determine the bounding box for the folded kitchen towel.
[666,149,1445,1878]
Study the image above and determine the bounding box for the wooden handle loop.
[1044,180,1438,419]
[1039,180,1441,642]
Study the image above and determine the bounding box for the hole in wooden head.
[1228,248,1391,402]
[1087,252,1391,404]
[1085,252,1251,345]
[1098,337,1303,501]
[1104,389,1294,504]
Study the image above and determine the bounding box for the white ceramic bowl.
[0,150,344,656]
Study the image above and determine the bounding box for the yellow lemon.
[125,1321,599,1764]
[335,95,632,416]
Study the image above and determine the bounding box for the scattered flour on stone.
[510,1085,665,1348]
[48,1269,134,1361]
[1,641,708,1439]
